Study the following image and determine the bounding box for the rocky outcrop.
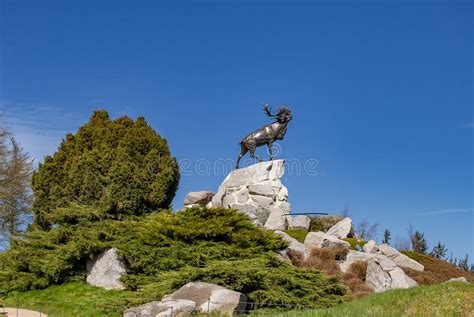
[339,250,418,292]
[366,257,418,292]
[304,231,350,250]
[86,248,126,290]
[124,299,196,317]
[379,244,424,271]
[326,217,352,239]
[208,160,290,228]
[184,191,215,207]
[162,282,246,316]
[363,240,378,253]
[274,230,309,260]
[288,215,311,231]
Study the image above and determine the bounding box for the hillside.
[254,282,474,317]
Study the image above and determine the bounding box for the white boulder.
[123,299,195,317]
[304,231,350,250]
[379,244,424,271]
[366,257,418,292]
[326,217,352,238]
[87,248,126,290]
[162,282,246,316]
[363,240,379,253]
[339,250,375,273]
[288,215,311,231]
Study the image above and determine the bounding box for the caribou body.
[236,104,293,169]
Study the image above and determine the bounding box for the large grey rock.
[288,215,311,231]
[304,231,350,250]
[184,191,215,206]
[366,258,418,293]
[274,230,309,260]
[264,206,288,230]
[445,277,469,283]
[379,243,424,271]
[162,282,246,316]
[209,160,290,228]
[123,299,195,317]
[363,240,379,254]
[87,248,126,290]
[326,217,352,238]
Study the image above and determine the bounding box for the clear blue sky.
[1,1,472,261]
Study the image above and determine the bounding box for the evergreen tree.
[458,254,469,271]
[429,241,448,259]
[410,230,428,254]
[382,229,391,244]
[31,110,180,229]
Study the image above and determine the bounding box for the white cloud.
[420,208,474,215]
[0,101,83,164]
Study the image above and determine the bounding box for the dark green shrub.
[0,208,345,309]
[31,110,180,229]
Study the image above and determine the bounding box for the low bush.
[288,247,372,299]
[0,207,346,310]
[309,216,344,232]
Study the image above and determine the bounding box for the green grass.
[249,282,474,317]
[1,282,134,317]
[283,229,308,243]
[2,281,473,316]
[341,238,366,250]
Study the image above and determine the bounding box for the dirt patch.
[1,308,48,317]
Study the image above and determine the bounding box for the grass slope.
[250,282,474,317]
[401,251,474,285]
[2,282,131,317]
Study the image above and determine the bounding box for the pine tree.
[382,229,391,244]
[429,241,448,259]
[0,136,34,245]
[410,230,428,254]
[458,254,469,271]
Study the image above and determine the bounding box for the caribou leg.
[235,145,248,169]
[249,147,263,162]
[267,142,273,160]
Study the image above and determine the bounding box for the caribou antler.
[262,103,275,117]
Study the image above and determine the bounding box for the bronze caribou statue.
[236,104,293,169]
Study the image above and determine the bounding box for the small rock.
[363,240,379,253]
[123,299,195,317]
[379,244,424,271]
[288,215,311,231]
[162,282,246,316]
[87,248,126,290]
[326,217,352,239]
[304,231,350,250]
[184,191,215,206]
[445,277,468,283]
